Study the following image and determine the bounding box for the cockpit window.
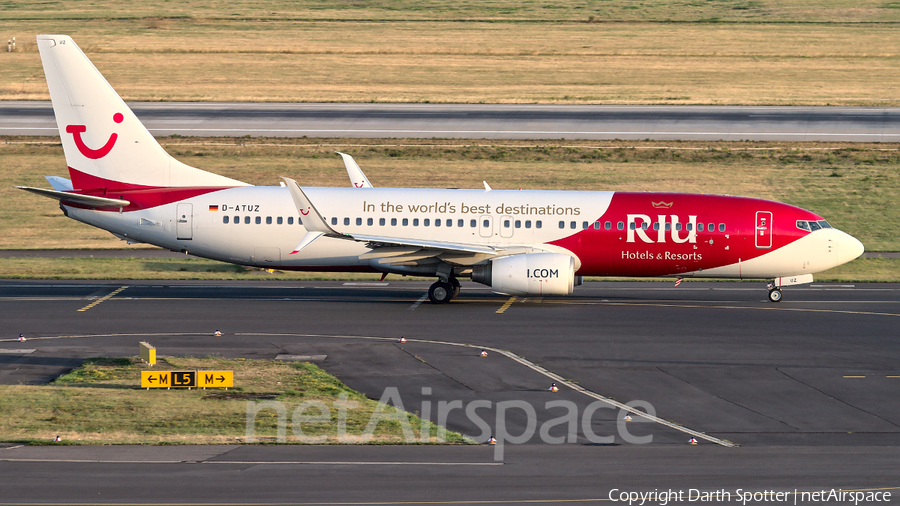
[797,220,832,232]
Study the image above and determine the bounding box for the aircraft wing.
[15,186,130,208]
[281,177,499,259]
[347,233,497,255]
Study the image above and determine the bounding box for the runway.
[3,101,900,141]
[1,280,899,504]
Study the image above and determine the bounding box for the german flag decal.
[208,205,219,211]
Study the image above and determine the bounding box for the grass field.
[4,137,898,251]
[0,356,467,445]
[2,1,899,105]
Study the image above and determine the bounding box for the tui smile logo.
[66,112,124,159]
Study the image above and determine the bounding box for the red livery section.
[551,193,824,277]
[65,167,233,211]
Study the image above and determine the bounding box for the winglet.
[483,181,492,191]
[337,152,373,188]
[282,177,343,254]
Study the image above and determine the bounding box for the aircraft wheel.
[429,281,454,304]
[768,288,783,303]
[449,277,461,299]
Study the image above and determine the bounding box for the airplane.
[17,35,865,304]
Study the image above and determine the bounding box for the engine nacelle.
[471,253,576,296]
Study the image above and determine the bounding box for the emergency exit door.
[176,203,193,240]
[755,211,772,249]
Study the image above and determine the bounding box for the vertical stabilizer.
[36,35,248,188]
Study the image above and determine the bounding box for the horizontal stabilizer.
[15,186,130,208]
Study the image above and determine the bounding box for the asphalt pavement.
[1,280,898,504]
[3,101,900,141]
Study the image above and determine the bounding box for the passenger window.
[447,219,453,227]
[266,217,272,225]
[223,216,229,224]
[244,216,251,224]
[698,223,704,232]
[424,219,430,226]
[234,215,239,224]
[368,218,374,226]
[515,220,521,228]
[605,221,611,230]
[379,218,385,226]
[617,222,624,230]
[413,218,419,226]
[277,217,283,225]
[288,217,294,225]
[630,222,636,230]
[570,221,577,229]
[297,218,302,225]
[653,223,660,231]
[796,221,810,232]
[483,219,490,228]
[684,223,690,231]
[435,219,441,227]
[458,219,464,227]
[391,218,397,226]
[331,217,338,226]
[470,219,476,227]
[593,222,600,230]
[356,218,362,226]
[559,221,565,229]
[525,220,532,229]
[708,223,715,231]
[641,223,649,230]
[536,220,542,229]
[581,221,588,229]
[503,219,510,228]
[403,218,409,226]
[255,217,262,224]
[344,217,350,226]
[719,223,725,232]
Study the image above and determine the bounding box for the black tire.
[429,281,453,304]
[768,288,783,303]
[449,277,461,299]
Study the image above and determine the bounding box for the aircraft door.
[479,215,493,238]
[755,211,772,249]
[500,215,514,238]
[176,203,193,240]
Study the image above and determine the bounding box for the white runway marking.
[408,294,428,311]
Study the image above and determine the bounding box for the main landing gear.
[766,283,783,303]
[429,277,460,304]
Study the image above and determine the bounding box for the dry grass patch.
[2,20,899,104]
[4,137,899,251]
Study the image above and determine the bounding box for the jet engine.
[471,253,576,296]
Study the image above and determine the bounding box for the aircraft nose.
[837,230,865,265]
